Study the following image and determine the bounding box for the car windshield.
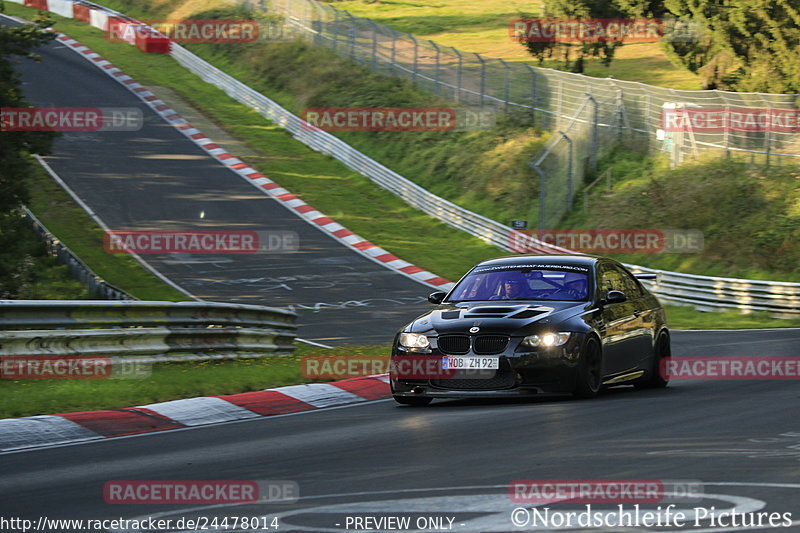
[447,266,590,302]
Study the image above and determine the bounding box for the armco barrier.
[9,0,800,317]
[0,300,298,361]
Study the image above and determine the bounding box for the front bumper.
[390,334,584,397]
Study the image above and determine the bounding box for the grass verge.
[0,343,391,419]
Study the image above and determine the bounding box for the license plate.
[442,356,499,370]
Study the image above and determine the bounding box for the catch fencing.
[263,0,800,226]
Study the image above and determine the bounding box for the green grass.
[664,305,800,329]
[0,343,392,418]
[319,0,702,89]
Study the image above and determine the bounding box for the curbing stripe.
[274,383,365,408]
[0,376,392,452]
[137,396,260,427]
[0,415,102,451]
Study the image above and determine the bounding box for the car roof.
[475,254,603,268]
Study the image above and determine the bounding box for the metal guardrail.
[0,300,298,361]
[23,208,133,300]
[165,45,800,317]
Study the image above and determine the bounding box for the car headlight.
[398,332,430,350]
[521,332,571,348]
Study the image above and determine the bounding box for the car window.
[448,267,590,301]
[599,263,643,298]
[599,264,627,293]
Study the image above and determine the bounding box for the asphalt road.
[5,17,434,345]
[2,329,800,532]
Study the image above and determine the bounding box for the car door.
[597,262,640,375]
[618,265,658,367]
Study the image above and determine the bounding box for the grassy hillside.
[319,0,702,89]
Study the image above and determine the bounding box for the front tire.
[393,395,432,407]
[573,336,602,399]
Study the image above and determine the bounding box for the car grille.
[437,335,470,355]
[437,335,509,355]
[473,335,509,354]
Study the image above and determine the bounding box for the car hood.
[407,300,593,336]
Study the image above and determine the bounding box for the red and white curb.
[0,375,391,451]
[52,32,454,291]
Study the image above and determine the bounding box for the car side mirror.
[602,290,627,305]
[428,291,446,305]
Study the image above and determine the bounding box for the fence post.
[560,130,574,211]
[347,12,356,60]
[370,20,378,72]
[410,34,419,84]
[332,9,339,53]
[723,103,730,159]
[477,54,486,107]
[499,59,510,114]
[765,106,772,168]
[431,41,441,95]
[524,64,536,123]
[586,93,598,172]
[455,48,463,104]
[529,162,547,231]
[390,30,397,74]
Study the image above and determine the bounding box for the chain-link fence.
[252,0,800,225]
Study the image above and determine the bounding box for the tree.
[519,0,632,73]
[0,7,58,296]
[663,0,800,92]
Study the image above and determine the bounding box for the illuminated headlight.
[399,332,430,350]
[521,332,571,348]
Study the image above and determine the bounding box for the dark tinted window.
[448,266,590,302]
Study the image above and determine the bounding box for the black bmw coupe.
[390,254,671,406]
